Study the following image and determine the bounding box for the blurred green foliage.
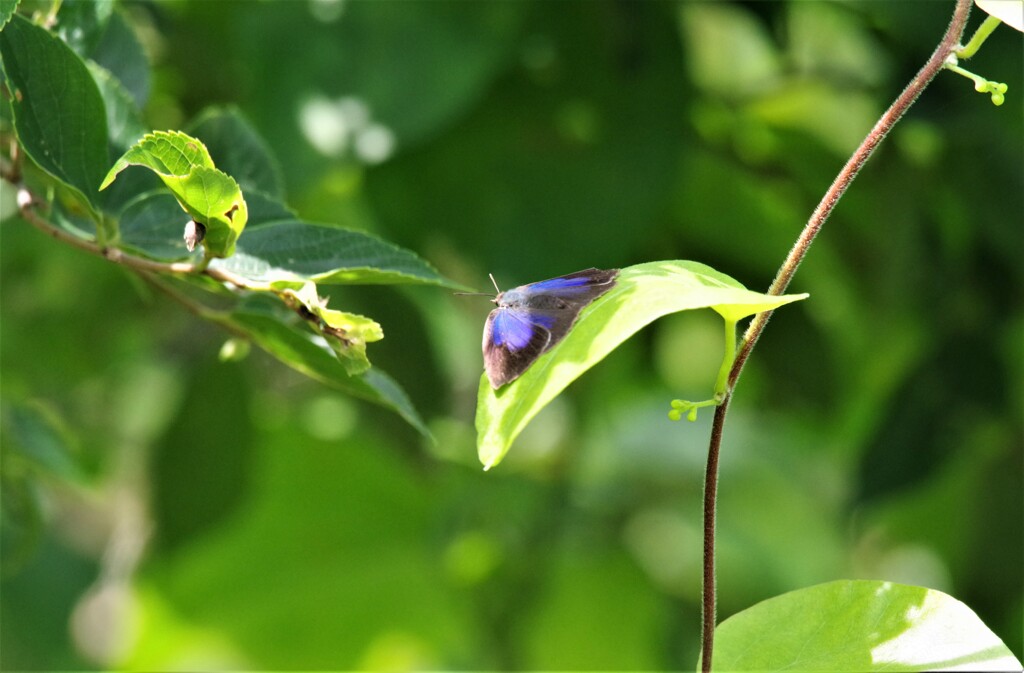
[1,0,1021,669]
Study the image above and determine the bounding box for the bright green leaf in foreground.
[101,131,249,258]
[711,580,1022,671]
[100,129,214,183]
[0,14,109,213]
[476,260,808,469]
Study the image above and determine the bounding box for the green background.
[2,0,1021,669]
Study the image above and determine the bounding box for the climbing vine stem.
[698,1,975,670]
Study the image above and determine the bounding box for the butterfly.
[480,268,619,389]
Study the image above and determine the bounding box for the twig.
[135,269,219,321]
[698,1,974,670]
[15,186,253,290]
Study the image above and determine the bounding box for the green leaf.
[270,280,383,376]
[0,1,20,31]
[212,219,462,288]
[101,130,214,184]
[88,8,148,108]
[317,309,382,374]
[101,131,249,258]
[189,106,286,198]
[118,190,293,262]
[711,580,1022,671]
[319,308,383,375]
[2,401,83,482]
[244,189,296,224]
[88,61,146,150]
[0,13,109,212]
[212,296,428,436]
[118,191,192,259]
[176,165,248,257]
[476,260,808,469]
[54,0,113,55]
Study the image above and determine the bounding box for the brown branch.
[699,1,974,670]
[15,186,254,290]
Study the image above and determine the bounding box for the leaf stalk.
[957,14,1003,59]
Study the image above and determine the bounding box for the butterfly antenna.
[489,273,501,294]
[453,273,502,297]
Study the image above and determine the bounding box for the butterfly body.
[483,268,618,388]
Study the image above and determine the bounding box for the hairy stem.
[698,1,974,670]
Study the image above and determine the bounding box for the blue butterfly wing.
[490,307,555,350]
[483,307,555,388]
[522,268,618,299]
[483,268,618,388]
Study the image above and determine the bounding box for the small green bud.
[219,338,251,362]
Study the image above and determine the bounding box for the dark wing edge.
[483,309,554,388]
